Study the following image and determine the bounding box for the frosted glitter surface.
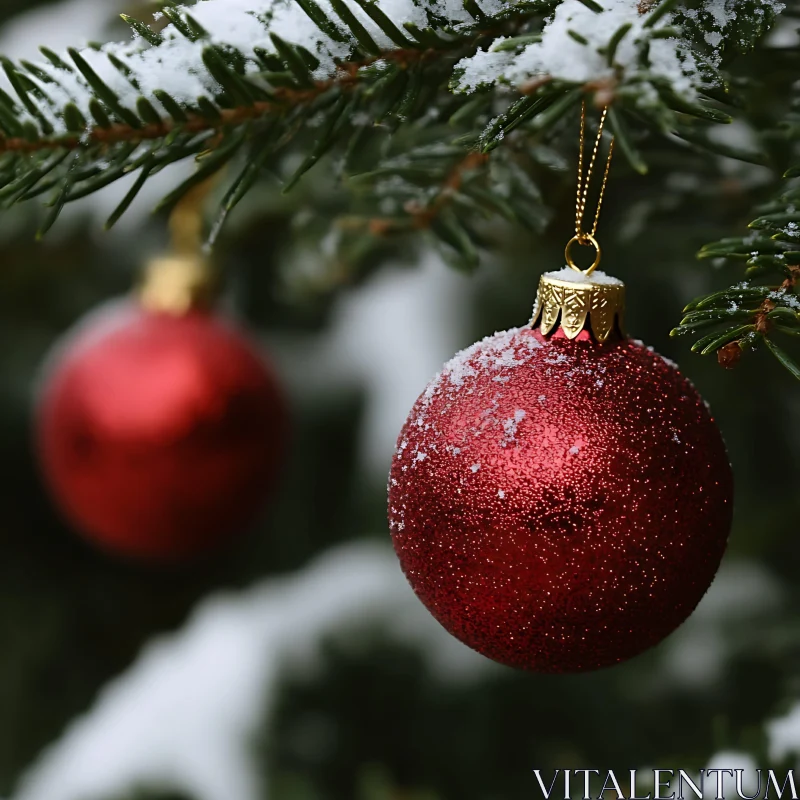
[388,327,733,673]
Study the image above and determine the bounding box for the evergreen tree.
[0,1,798,799]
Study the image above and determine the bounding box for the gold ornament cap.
[138,253,217,314]
[530,267,625,342]
[136,177,218,315]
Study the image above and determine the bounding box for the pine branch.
[0,1,554,236]
[0,52,419,154]
[674,187,800,379]
[672,46,800,380]
[0,0,784,246]
[345,150,492,270]
[341,141,550,270]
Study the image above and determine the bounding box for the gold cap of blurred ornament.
[138,253,217,314]
[137,178,218,315]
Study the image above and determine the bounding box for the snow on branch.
[0,0,784,244]
[454,0,784,94]
[1,0,546,139]
[455,0,694,92]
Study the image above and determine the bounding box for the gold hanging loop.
[567,100,615,275]
[565,232,601,276]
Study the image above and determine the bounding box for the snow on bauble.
[387,314,732,673]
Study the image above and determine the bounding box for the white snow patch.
[404,327,545,438]
[455,0,700,95]
[769,704,800,762]
[769,289,800,311]
[5,0,466,133]
[304,255,467,474]
[456,0,784,95]
[542,267,624,286]
[662,560,782,688]
[501,408,526,446]
[704,753,761,798]
[13,543,490,800]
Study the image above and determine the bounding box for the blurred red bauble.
[36,301,286,563]
[388,271,733,673]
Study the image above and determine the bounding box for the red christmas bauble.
[388,324,733,672]
[36,301,286,563]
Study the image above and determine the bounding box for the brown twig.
[717,265,800,368]
[408,151,489,227]
[717,341,742,369]
[584,76,618,108]
[520,75,552,96]
[364,150,490,237]
[753,266,800,334]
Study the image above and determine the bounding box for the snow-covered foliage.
[0,0,786,271]
[454,0,783,96]
[3,0,779,135]
[456,0,696,94]
[4,0,522,135]
[0,0,781,136]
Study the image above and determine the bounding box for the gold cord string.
[169,176,217,255]
[566,100,615,275]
